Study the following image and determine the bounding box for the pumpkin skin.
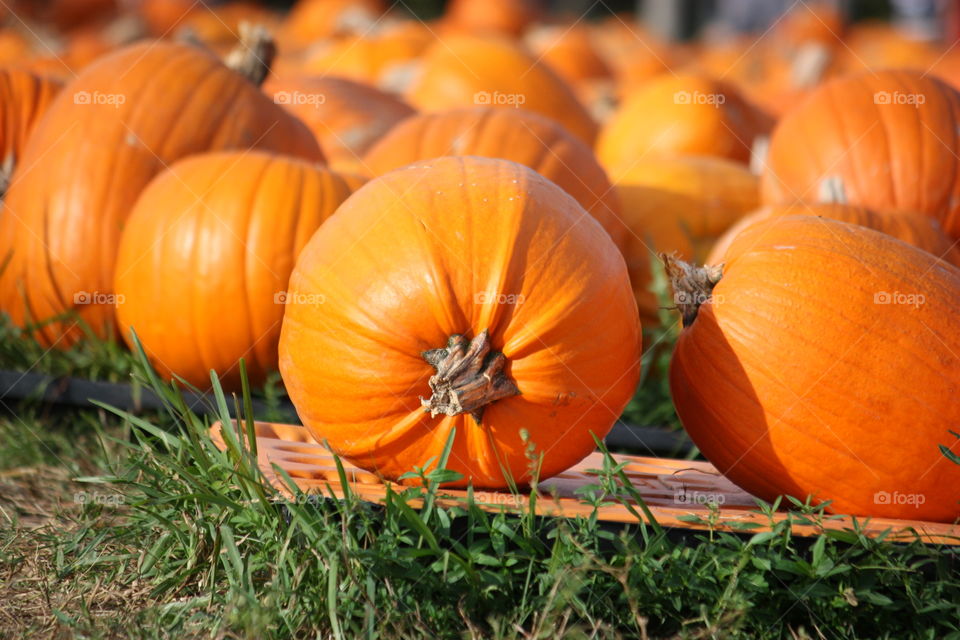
[613,156,759,323]
[405,34,598,146]
[525,24,612,85]
[597,73,774,167]
[708,203,960,267]
[115,152,361,390]
[442,0,540,37]
[363,107,623,248]
[265,75,415,174]
[0,69,62,186]
[760,70,960,239]
[669,216,960,522]
[0,41,324,347]
[278,156,641,488]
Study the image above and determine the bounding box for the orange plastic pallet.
[210,421,960,546]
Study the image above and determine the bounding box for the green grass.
[1,330,959,638]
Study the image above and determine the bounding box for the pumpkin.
[115,151,362,390]
[708,203,960,267]
[525,24,612,85]
[281,0,384,47]
[292,24,433,89]
[265,75,415,174]
[0,68,62,193]
[667,215,960,522]
[405,34,598,146]
[613,155,759,323]
[278,156,640,487]
[597,73,774,168]
[363,107,623,247]
[0,29,323,347]
[442,0,540,37]
[760,70,960,239]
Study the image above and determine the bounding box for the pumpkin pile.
[0,0,957,522]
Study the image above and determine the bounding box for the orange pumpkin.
[0,35,323,346]
[760,70,960,239]
[405,34,598,145]
[613,156,759,323]
[265,75,415,174]
[708,203,960,266]
[0,69,62,192]
[278,156,641,487]
[281,0,384,46]
[363,107,623,247]
[597,73,774,168]
[668,216,960,522]
[115,152,362,390]
[442,0,540,37]
[292,24,433,89]
[525,24,612,85]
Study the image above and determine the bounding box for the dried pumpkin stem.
[421,329,520,424]
[224,22,276,87]
[661,253,723,328]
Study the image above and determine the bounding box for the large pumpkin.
[363,107,623,248]
[0,35,323,346]
[597,73,774,168]
[760,70,960,239]
[405,34,598,145]
[115,152,361,390]
[708,202,960,266]
[0,68,62,192]
[278,156,641,487]
[265,75,415,174]
[668,216,960,522]
[613,155,759,323]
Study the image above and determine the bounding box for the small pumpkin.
[613,155,759,323]
[667,215,960,522]
[597,73,774,168]
[363,107,623,247]
[760,70,960,239]
[265,75,415,174]
[405,34,598,145]
[115,151,362,390]
[0,29,324,346]
[708,203,960,266]
[279,156,641,488]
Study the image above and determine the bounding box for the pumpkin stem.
[661,253,723,327]
[0,152,15,198]
[224,22,276,87]
[421,329,520,424]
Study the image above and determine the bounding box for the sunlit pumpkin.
[279,156,641,488]
[115,151,362,390]
[0,68,62,193]
[760,70,960,239]
[0,32,323,346]
[405,34,598,145]
[668,215,960,522]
